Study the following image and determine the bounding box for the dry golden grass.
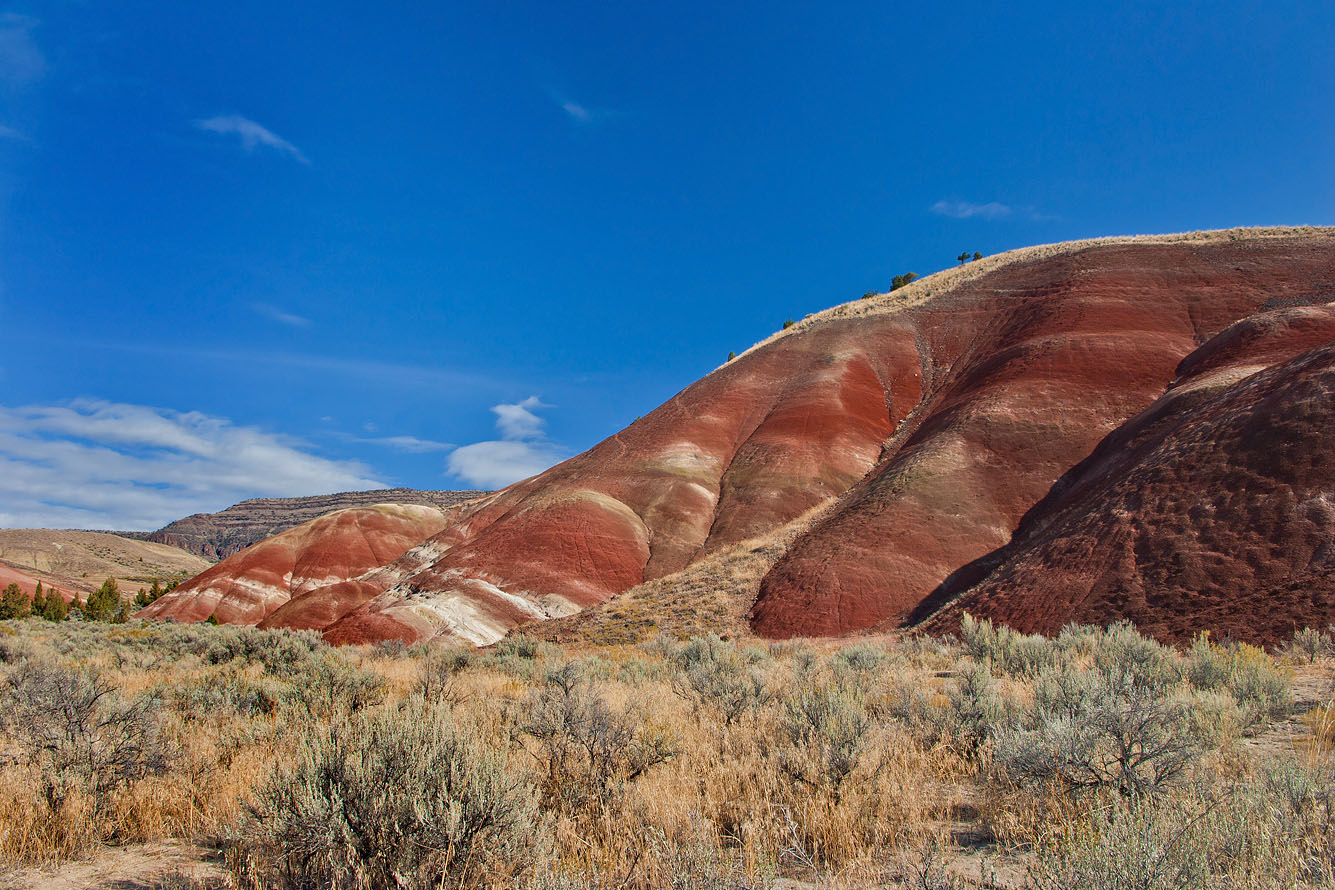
[1,618,1333,889]
[732,225,1335,364]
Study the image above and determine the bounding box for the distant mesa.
[121,488,488,561]
[141,227,1335,648]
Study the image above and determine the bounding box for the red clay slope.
[142,229,1335,647]
[749,235,1335,639]
[322,317,925,645]
[136,504,449,625]
[0,563,43,599]
[917,304,1335,646]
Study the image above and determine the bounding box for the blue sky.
[1,1,1331,529]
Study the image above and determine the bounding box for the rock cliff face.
[129,489,486,560]
[140,228,1335,647]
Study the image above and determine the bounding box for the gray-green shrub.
[777,682,873,793]
[232,701,541,890]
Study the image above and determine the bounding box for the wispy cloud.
[0,15,44,89]
[930,199,1053,222]
[196,114,309,164]
[561,100,592,123]
[364,435,453,453]
[0,123,26,141]
[446,396,568,489]
[930,200,1014,220]
[0,399,385,530]
[327,431,455,453]
[547,88,613,125]
[251,302,311,328]
[45,337,509,395]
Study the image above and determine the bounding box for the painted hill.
[124,488,487,560]
[0,529,212,599]
[141,227,1335,647]
[916,306,1335,645]
[135,504,452,625]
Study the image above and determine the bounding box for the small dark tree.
[40,589,68,622]
[957,251,970,265]
[891,272,919,291]
[84,578,121,622]
[727,351,736,361]
[973,251,983,261]
[0,583,30,620]
[32,584,46,616]
[782,319,795,330]
[207,613,221,626]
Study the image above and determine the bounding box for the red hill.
[140,228,1335,647]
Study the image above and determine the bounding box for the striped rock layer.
[142,230,1335,647]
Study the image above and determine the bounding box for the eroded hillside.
[142,227,1335,647]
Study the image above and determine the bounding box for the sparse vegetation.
[0,617,1330,889]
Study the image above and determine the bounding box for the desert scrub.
[231,700,542,890]
[776,680,874,794]
[959,613,1054,678]
[670,633,773,725]
[1186,633,1291,732]
[515,662,676,818]
[1286,626,1335,664]
[0,658,167,860]
[1026,769,1335,889]
[992,666,1200,798]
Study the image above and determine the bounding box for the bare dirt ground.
[0,841,228,890]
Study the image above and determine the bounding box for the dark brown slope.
[919,304,1335,646]
[127,488,486,560]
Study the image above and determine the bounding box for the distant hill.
[121,489,488,560]
[0,529,212,598]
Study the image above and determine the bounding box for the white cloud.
[492,395,547,440]
[446,396,568,489]
[196,114,309,164]
[0,15,44,88]
[251,302,311,327]
[0,399,385,531]
[446,440,567,489]
[0,123,26,141]
[930,200,1013,220]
